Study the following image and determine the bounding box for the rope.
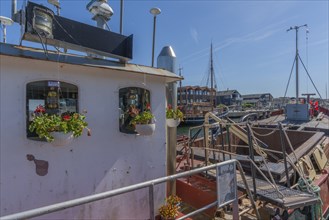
[297,178,323,220]
[247,124,267,159]
[250,128,276,137]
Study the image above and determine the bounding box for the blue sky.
[1,0,328,98]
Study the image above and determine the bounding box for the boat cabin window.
[119,87,150,134]
[26,81,78,140]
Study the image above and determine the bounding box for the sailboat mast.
[210,43,214,109]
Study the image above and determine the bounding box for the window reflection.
[119,87,150,134]
[26,81,78,139]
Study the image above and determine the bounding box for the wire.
[35,28,49,59]
[305,29,309,92]
[298,54,323,99]
[283,57,296,99]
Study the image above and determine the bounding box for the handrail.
[1,159,257,220]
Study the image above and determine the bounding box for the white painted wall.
[0,55,167,219]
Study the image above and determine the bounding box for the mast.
[287,24,307,104]
[179,67,183,105]
[210,43,214,109]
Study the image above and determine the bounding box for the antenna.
[0,16,14,43]
[287,24,308,104]
[87,0,113,30]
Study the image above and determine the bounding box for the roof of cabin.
[0,43,183,83]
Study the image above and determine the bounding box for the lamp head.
[150,7,161,16]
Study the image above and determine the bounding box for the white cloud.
[190,27,199,44]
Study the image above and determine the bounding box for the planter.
[166,118,181,127]
[135,123,155,136]
[50,132,73,147]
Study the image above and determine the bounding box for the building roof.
[242,93,273,99]
[179,85,216,91]
[217,90,240,96]
[0,43,183,83]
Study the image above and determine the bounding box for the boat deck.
[236,174,320,210]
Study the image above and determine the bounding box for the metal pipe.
[226,125,232,159]
[295,27,299,104]
[246,125,257,200]
[236,161,261,220]
[2,25,6,43]
[11,0,17,21]
[176,201,218,220]
[1,160,238,220]
[119,0,123,34]
[151,15,156,67]
[220,124,225,161]
[149,184,155,220]
[278,123,290,187]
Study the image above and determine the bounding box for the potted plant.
[131,110,155,136]
[29,105,91,146]
[166,105,184,127]
[158,195,182,220]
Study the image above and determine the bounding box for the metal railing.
[0,159,256,220]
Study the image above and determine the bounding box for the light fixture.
[0,16,14,43]
[150,7,161,16]
[33,7,54,38]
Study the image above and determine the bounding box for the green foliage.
[159,195,182,219]
[130,111,154,125]
[166,105,184,121]
[242,103,253,109]
[29,111,89,142]
[217,104,226,109]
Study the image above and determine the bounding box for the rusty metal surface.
[176,176,217,217]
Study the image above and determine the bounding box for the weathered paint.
[0,54,168,219]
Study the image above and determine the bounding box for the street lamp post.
[150,7,161,67]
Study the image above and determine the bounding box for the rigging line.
[298,54,323,99]
[283,57,296,98]
[213,52,226,89]
[305,29,309,92]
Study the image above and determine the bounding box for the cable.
[298,54,323,99]
[284,57,296,99]
[35,29,49,59]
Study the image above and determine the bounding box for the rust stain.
[27,154,49,176]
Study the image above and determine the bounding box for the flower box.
[50,132,73,147]
[135,123,155,136]
[166,118,181,127]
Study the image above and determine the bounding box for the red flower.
[146,103,151,110]
[35,105,45,114]
[167,104,172,110]
[62,115,71,121]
